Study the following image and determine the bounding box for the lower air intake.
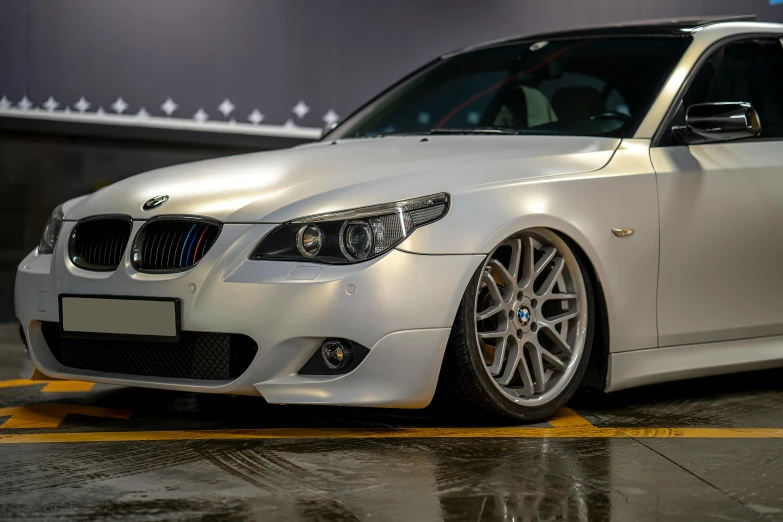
[132,218,221,273]
[41,322,257,380]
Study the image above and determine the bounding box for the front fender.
[397,139,659,354]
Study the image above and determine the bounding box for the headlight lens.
[296,224,323,257]
[38,204,64,255]
[341,221,373,260]
[251,193,449,264]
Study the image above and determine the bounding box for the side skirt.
[606,335,783,392]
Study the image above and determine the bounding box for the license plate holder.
[59,295,181,342]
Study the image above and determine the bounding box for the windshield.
[329,36,690,140]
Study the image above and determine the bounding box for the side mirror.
[673,102,761,144]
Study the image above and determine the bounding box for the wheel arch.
[556,231,610,391]
[475,214,610,284]
[433,223,610,417]
[436,220,612,393]
[487,222,611,391]
[478,215,614,358]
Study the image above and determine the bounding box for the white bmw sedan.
[15,16,783,421]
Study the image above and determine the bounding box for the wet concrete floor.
[1,323,782,521]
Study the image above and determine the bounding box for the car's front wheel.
[445,228,595,422]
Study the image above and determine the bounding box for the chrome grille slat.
[97,229,104,266]
[132,218,221,273]
[173,228,186,267]
[100,229,109,266]
[150,225,164,267]
[69,218,131,271]
[93,231,101,264]
[157,226,171,268]
[165,225,179,268]
[108,230,119,267]
[96,230,104,266]
[143,225,154,267]
[87,233,97,265]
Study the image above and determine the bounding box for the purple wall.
[0,0,779,130]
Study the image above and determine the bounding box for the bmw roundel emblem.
[143,194,169,211]
[517,306,531,326]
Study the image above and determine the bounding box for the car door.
[652,35,783,347]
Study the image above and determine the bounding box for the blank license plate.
[60,296,180,341]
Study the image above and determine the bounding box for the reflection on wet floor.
[1,327,783,520]
[2,435,781,521]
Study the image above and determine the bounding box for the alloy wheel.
[474,229,588,406]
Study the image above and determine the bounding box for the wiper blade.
[427,127,521,135]
[374,130,432,137]
[372,127,521,138]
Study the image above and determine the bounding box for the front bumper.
[15,221,482,408]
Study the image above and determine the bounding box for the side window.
[679,37,783,139]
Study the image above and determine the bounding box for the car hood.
[66,135,621,223]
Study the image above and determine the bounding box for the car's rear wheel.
[445,228,595,422]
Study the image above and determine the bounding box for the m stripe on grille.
[132,219,221,273]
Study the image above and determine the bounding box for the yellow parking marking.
[41,381,95,393]
[0,403,132,429]
[1,425,783,444]
[547,407,594,428]
[0,426,621,443]
[1,383,782,443]
[619,427,783,438]
[0,378,95,392]
[0,379,41,389]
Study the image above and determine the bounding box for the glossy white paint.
[652,142,783,347]
[65,135,619,223]
[607,335,783,392]
[400,139,661,353]
[256,329,452,408]
[16,221,482,403]
[15,20,783,407]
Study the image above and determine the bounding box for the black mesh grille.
[41,322,257,380]
[69,218,132,271]
[132,218,221,273]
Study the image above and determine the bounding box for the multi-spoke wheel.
[444,229,594,421]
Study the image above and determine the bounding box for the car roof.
[516,15,757,39]
[448,15,761,56]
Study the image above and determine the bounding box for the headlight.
[250,193,449,264]
[38,204,64,255]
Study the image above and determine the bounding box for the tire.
[444,228,595,422]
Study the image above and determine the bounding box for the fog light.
[321,340,351,370]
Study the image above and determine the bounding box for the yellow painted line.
[1,425,783,444]
[0,378,95,392]
[41,381,95,393]
[620,427,783,438]
[0,426,625,443]
[0,395,780,443]
[0,379,41,389]
[0,403,132,429]
[547,407,594,428]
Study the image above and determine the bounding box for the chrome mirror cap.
[674,101,761,144]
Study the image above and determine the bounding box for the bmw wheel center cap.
[517,305,531,326]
